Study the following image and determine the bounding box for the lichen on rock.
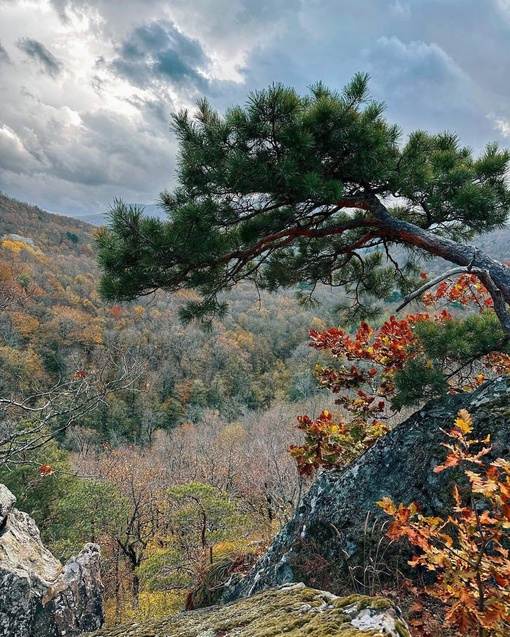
[83,582,409,637]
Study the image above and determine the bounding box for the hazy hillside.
[0,192,96,254]
[71,202,167,226]
[0,191,341,439]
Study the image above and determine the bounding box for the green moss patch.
[84,584,407,637]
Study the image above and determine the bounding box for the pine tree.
[96,73,510,339]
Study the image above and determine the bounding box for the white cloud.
[390,1,411,17]
[489,114,510,137]
[495,0,510,15]
[1,0,510,215]
[0,124,44,173]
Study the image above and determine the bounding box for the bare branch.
[0,351,144,466]
[396,267,479,312]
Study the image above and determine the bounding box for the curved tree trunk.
[366,195,510,334]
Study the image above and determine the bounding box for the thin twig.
[396,267,487,312]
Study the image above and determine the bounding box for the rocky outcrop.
[224,377,510,602]
[84,582,410,636]
[0,484,104,636]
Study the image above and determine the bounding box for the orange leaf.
[434,453,461,472]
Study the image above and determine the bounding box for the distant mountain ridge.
[2,191,510,266]
[72,203,166,226]
[0,191,96,257]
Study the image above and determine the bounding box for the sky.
[1,0,510,218]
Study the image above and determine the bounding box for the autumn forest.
[0,191,346,621]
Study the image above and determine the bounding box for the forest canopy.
[96,73,510,335]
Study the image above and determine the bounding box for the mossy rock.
[83,583,409,636]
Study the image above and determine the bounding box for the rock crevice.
[0,484,104,637]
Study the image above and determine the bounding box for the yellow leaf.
[376,497,396,515]
[454,409,473,433]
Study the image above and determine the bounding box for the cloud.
[0,82,177,215]
[369,36,468,87]
[0,39,10,63]
[16,37,64,78]
[495,0,510,16]
[366,37,473,128]
[390,1,411,17]
[124,95,172,125]
[489,114,510,138]
[0,124,44,173]
[49,0,71,21]
[108,20,209,91]
[2,0,510,217]
[360,34,507,152]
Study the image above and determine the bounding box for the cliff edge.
[0,483,104,636]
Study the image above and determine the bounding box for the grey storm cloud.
[0,40,11,64]
[364,35,498,148]
[125,95,173,125]
[49,0,71,20]
[109,21,209,90]
[17,37,64,78]
[366,36,470,98]
[2,0,510,217]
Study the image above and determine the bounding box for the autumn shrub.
[288,274,510,634]
[290,272,510,477]
[378,409,510,637]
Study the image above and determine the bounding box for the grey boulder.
[0,484,104,636]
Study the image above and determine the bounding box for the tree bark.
[365,194,510,334]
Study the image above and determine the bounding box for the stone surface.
[0,484,104,636]
[84,582,410,636]
[0,483,16,526]
[224,377,510,602]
